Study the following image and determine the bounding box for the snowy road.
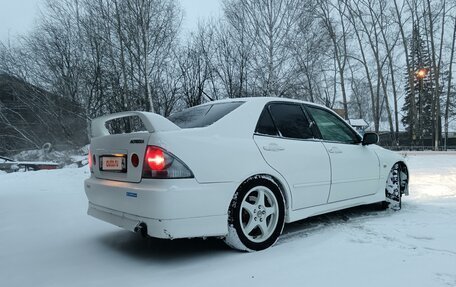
[1,153,455,287]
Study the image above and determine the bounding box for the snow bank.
[10,145,89,168]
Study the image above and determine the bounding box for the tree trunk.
[394,0,417,143]
[444,18,456,150]
[426,0,441,150]
[347,5,376,130]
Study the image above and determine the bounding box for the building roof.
[348,119,369,127]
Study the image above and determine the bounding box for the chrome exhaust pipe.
[134,222,148,237]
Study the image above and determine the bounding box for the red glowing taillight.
[88,148,93,171]
[145,147,166,170]
[142,146,193,179]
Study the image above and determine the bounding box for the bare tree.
[223,0,301,97]
[213,15,253,98]
[290,1,334,105]
[318,0,350,119]
[345,1,377,129]
[177,23,217,107]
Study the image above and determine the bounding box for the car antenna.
[202,90,214,101]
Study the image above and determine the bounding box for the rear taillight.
[88,147,93,172]
[145,147,165,170]
[142,146,193,179]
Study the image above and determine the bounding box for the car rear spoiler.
[90,111,180,138]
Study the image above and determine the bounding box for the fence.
[382,145,456,151]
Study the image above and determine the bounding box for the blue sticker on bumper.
[126,192,137,198]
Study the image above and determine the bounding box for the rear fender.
[237,172,293,222]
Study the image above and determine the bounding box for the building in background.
[348,119,369,135]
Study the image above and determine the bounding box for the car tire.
[224,177,285,252]
[381,163,402,211]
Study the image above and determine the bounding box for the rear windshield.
[105,115,147,134]
[168,102,244,128]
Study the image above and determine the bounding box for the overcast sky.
[0,0,222,43]
[0,0,41,43]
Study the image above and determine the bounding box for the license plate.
[100,156,126,172]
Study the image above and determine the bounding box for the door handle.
[328,147,343,154]
[263,143,285,152]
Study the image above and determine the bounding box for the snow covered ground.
[1,153,455,287]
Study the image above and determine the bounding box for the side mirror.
[362,132,378,145]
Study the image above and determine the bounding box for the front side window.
[306,106,361,144]
[268,103,314,139]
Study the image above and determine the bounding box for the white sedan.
[84,97,409,251]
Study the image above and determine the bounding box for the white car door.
[305,105,380,202]
[253,103,331,210]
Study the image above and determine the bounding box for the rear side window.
[255,108,279,136]
[268,104,314,139]
[168,102,244,128]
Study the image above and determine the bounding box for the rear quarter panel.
[150,100,273,184]
[152,129,274,184]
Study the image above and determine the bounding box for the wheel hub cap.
[239,186,279,243]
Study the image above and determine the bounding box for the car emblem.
[126,192,137,198]
[130,139,144,144]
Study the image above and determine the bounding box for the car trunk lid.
[90,111,180,183]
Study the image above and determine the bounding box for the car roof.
[189,97,337,139]
[202,96,327,109]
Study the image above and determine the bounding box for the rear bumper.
[84,177,236,239]
[88,202,227,239]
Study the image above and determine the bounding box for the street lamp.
[415,68,428,79]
